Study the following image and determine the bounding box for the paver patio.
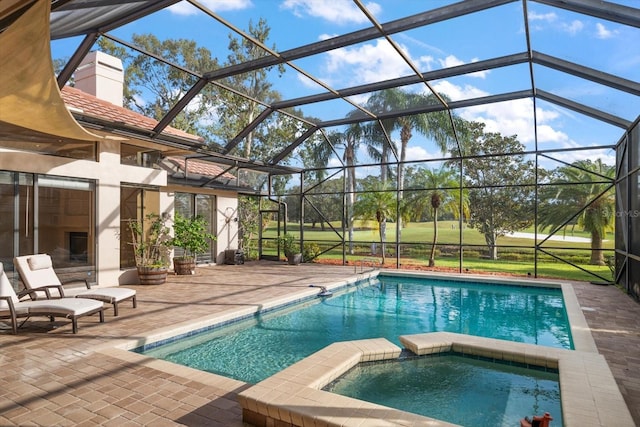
[1,261,638,426]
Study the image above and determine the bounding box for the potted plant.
[170,213,216,275]
[127,213,172,285]
[278,233,302,265]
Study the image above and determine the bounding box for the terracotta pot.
[173,258,196,275]
[136,266,168,285]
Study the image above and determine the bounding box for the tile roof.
[166,156,236,180]
[61,86,204,143]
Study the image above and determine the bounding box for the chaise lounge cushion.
[0,262,105,333]
[14,254,137,316]
[0,263,28,316]
[27,254,53,271]
[21,297,104,317]
[66,287,136,304]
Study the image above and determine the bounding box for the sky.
[51,0,640,170]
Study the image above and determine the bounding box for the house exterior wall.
[215,194,240,260]
[0,140,168,286]
[165,183,239,264]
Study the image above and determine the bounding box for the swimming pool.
[139,274,573,384]
[323,352,562,427]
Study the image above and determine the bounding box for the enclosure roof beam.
[532,51,640,96]
[223,107,274,155]
[56,31,99,88]
[201,0,515,81]
[270,126,318,165]
[50,0,182,39]
[536,90,631,129]
[152,78,208,137]
[534,0,640,28]
[273,52,530,110]
[318,90,534,128]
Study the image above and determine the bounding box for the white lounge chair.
[0,262,105,334]
[14,254,137,316]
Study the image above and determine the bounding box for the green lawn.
[262,220,614,282]
[266,220,612,249]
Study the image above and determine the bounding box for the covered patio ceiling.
[4,0,640,173]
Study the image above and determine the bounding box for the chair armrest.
[62,278,91,289]
[16,288,39,300]
[25,284,66,299]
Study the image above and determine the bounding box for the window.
[175,192,216,263]
[120,144,162,168]
[0,171,95,280]
[0,141,96,160]
[120,185,161,268]
[37,176,95,268]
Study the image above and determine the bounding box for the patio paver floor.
[1,261,638,426]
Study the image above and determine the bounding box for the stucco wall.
[164,183,239,264]
[0,141,168,286]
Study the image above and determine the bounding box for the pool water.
[324,353,563,427]
[141,276,573,384]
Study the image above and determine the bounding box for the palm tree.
[366,89,456,238]
[538,159,615,265]
[361,120,395,183]
[354,181,396,265]
[405,166,469,266]
[323,117,366,254]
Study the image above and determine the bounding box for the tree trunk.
[590,230,605,265]
[429,207,438,267]
[347,156,356,255]
[244,109,255,158]
[379,220,386,265]
[485,232,498,260]
[397,135,408,242]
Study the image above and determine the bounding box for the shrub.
[303,242,322,262]
[170,213,215,260]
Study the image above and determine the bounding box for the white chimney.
[75,51,124,107]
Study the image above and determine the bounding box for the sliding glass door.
[175,192,216,263]
[0,171,95,281]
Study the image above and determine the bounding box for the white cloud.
[417,55,436,71]
[536,124,571,145]
[433,80,536,144]
[528,10,584,36]
[595,22,617,39]
[317,39,488,93]
[168,0,251,15]
[439,55,464,68]
[438,55,489,79]
[431,79,598,152]
[431,80,488,102]
[535,106,561,123]
[322,39,414,85]
[561,19,584,35]
[404,145,439,162]
[528,11,557,23]
[281,0,381,25]
[318,33,337,41]
[327,156,343,168]
[548,147,615,167]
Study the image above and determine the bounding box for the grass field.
[261,220,614,282]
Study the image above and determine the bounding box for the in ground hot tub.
[238,332,635,427]
[323,352,562,426]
